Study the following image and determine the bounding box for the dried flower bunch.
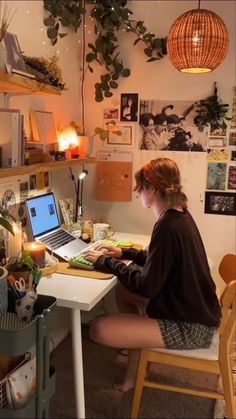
[0,1,15,42]
[23,53,65,90]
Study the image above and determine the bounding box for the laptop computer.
[25,192,88,260]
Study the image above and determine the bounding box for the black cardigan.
[95,209,221,327]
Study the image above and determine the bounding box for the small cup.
[93,223,114,242]
[15,291,38,322]
[81,220,94,239]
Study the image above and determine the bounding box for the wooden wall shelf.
[0,158,96,178]
[0,72,62,95]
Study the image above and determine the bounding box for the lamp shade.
[167,8,229,73]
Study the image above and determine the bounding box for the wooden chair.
[131,279,236,419]
[219,254,236,284]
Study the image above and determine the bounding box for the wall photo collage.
[102,87,236,214]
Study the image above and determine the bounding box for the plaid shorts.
[158,319,217,350]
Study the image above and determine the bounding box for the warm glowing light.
[58,128,79,151]
[167,8,229,73]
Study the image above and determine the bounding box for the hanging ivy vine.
[42,0,167,101]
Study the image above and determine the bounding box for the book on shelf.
[0,108,24,167]
[11,68,35,79]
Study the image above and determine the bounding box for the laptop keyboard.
[42,229,75,250]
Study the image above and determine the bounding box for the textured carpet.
[50,333,221,419]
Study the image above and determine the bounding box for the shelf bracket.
[3,92,29,108]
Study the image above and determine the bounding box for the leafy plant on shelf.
[23,53,65,90]
[42,0,167,102]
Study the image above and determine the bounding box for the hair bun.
[166,184,182,193]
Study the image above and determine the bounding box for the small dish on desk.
[40,253,59,277]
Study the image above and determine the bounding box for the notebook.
[25,192,88,260]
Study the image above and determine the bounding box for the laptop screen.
[25,193,60,238]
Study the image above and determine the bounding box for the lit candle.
[24,241,46,268]
[7,221,22,260]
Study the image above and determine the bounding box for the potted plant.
[5,250,38,286]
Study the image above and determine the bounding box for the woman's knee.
[89,316,111,345]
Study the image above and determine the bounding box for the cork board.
[96,160,132,201]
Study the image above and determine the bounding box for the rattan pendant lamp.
[167,0,229,73]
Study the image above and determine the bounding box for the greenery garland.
[42,0,167,102]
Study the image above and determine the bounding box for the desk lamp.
[74,168,88,222]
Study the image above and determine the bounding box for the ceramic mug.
[15,291,38,322]
[93,223,114,242]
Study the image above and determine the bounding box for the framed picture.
[107,125,133,146]
[204,191,236,216]
[120,93,138,122]
[2,32,35,78]
[30,111,57,143]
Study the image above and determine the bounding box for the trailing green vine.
[42,0,167,102]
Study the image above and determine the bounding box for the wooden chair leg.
[220,361,236,419]
[131,351,148,419]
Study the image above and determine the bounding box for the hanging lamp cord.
[198,0,201,9]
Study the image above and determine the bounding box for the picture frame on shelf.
[30,111,57,144]
[2,32,35,79]
[204,191,236,216]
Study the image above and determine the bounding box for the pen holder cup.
[15,291,38,322]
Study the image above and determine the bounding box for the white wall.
[83,1,236,292]
[1,1,235,296]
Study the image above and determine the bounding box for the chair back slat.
[219,254,236,284]
[219,280,236,349]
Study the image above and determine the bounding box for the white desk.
[37,232,150,418]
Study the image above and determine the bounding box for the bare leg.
[116,349,140,392]
[89,313,165,392]
[115,283,148,314]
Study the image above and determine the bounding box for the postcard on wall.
[231,149,236,161]
[208,136,227,148]
[206,162,227,190]
[229,131,236,146]
[138,99,208,151]
[59,198,74,224]
[210,127,227,137]
[206,148,229,162]
[97,150,132,162]
[103,108,119,121]
[228,166,236,190]
[204,191,236,216]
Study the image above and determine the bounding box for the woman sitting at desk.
[83,157,221,392]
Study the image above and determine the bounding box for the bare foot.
[115,379,135,392]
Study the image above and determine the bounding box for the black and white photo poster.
[138,100,209,151]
